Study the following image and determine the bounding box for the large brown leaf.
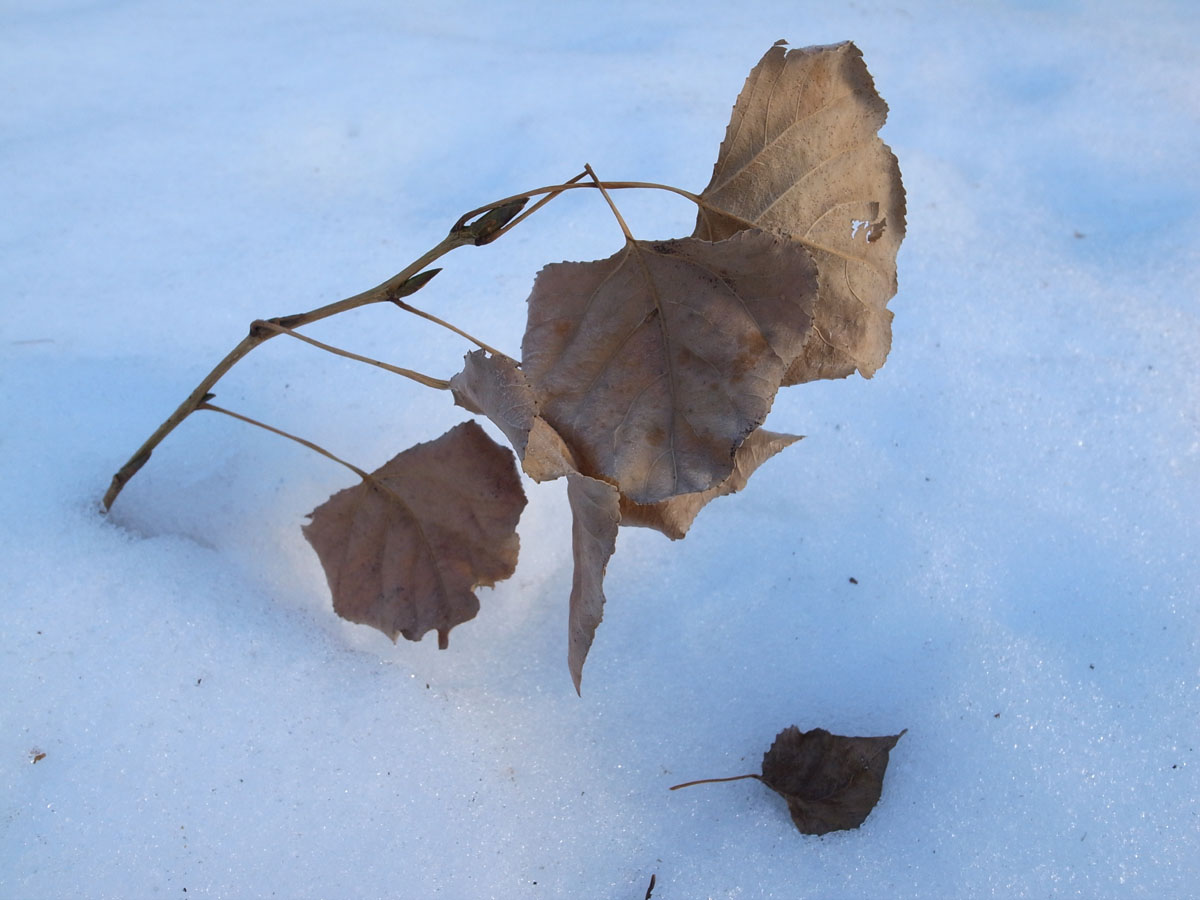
[521,229,817,505]
[565,473,621,694]
[618,428,801,540]
[302,420,527,648]
[695,41,906,384]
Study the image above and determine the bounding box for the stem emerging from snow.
[101,232,469,511]
[668,773,761,791]
[101,171,711,512]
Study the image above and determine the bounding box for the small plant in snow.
[103,40,906,693]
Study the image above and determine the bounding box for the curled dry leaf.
[449,353,620,692]
[619,428,801,540]
[522,230,818,506]
[449,349,577,482]
[695,41,906,384]
[760,725,906,835]
[302,420,526,649]
[565,473,621,694]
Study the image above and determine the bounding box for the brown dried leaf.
[619,428,801,540]
[522,230,817,505]
[450,351,622,692]
[449,350,532,452]
[565,473,621,694]
[449,350,577,482]
[695,41,906,384]
[302,420,527,648]
[760,725,906,835]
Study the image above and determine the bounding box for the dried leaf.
[449,349,577,482]
[522,230,817,505]
[448,350,525,429]
[760,725,906,835]
[619,428,801,540]
[565,473,621,694]
[302,420,527,648]
[695,41,906,383]
[450,351,623,692]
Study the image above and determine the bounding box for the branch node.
[453,198,529,245]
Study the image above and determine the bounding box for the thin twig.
[103,232,469,511]
[198,402,370,481]
[454,179,706,229]
[390,300,510,360]
[251,319,451,390]
[584,164,634,241]
[486,169,590,242]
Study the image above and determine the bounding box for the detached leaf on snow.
[761,726,906,835]
[303,420,526,649]
[671,725,906,835]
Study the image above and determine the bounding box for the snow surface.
[3,1,1198,897]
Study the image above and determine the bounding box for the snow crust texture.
[2,1,1198,897]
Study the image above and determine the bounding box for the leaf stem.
[250,319,451,390]
[584,164,634,241]
[454,179,707,229]
[198,402,370,481]
[484,170,590,242]
[390,299,509,360]
[668,773,762,791]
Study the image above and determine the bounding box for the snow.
[3,1,1198,897]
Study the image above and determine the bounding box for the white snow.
[3,1,1198,897]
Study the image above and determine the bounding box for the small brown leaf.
[760,725,906,835]
[449,350,577,482]
[618,428,801,540]
[522,230,817,505]
[450,350,533,453]
[695,41,906,384]
[302,421,527,648]
[565,473,621,694]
